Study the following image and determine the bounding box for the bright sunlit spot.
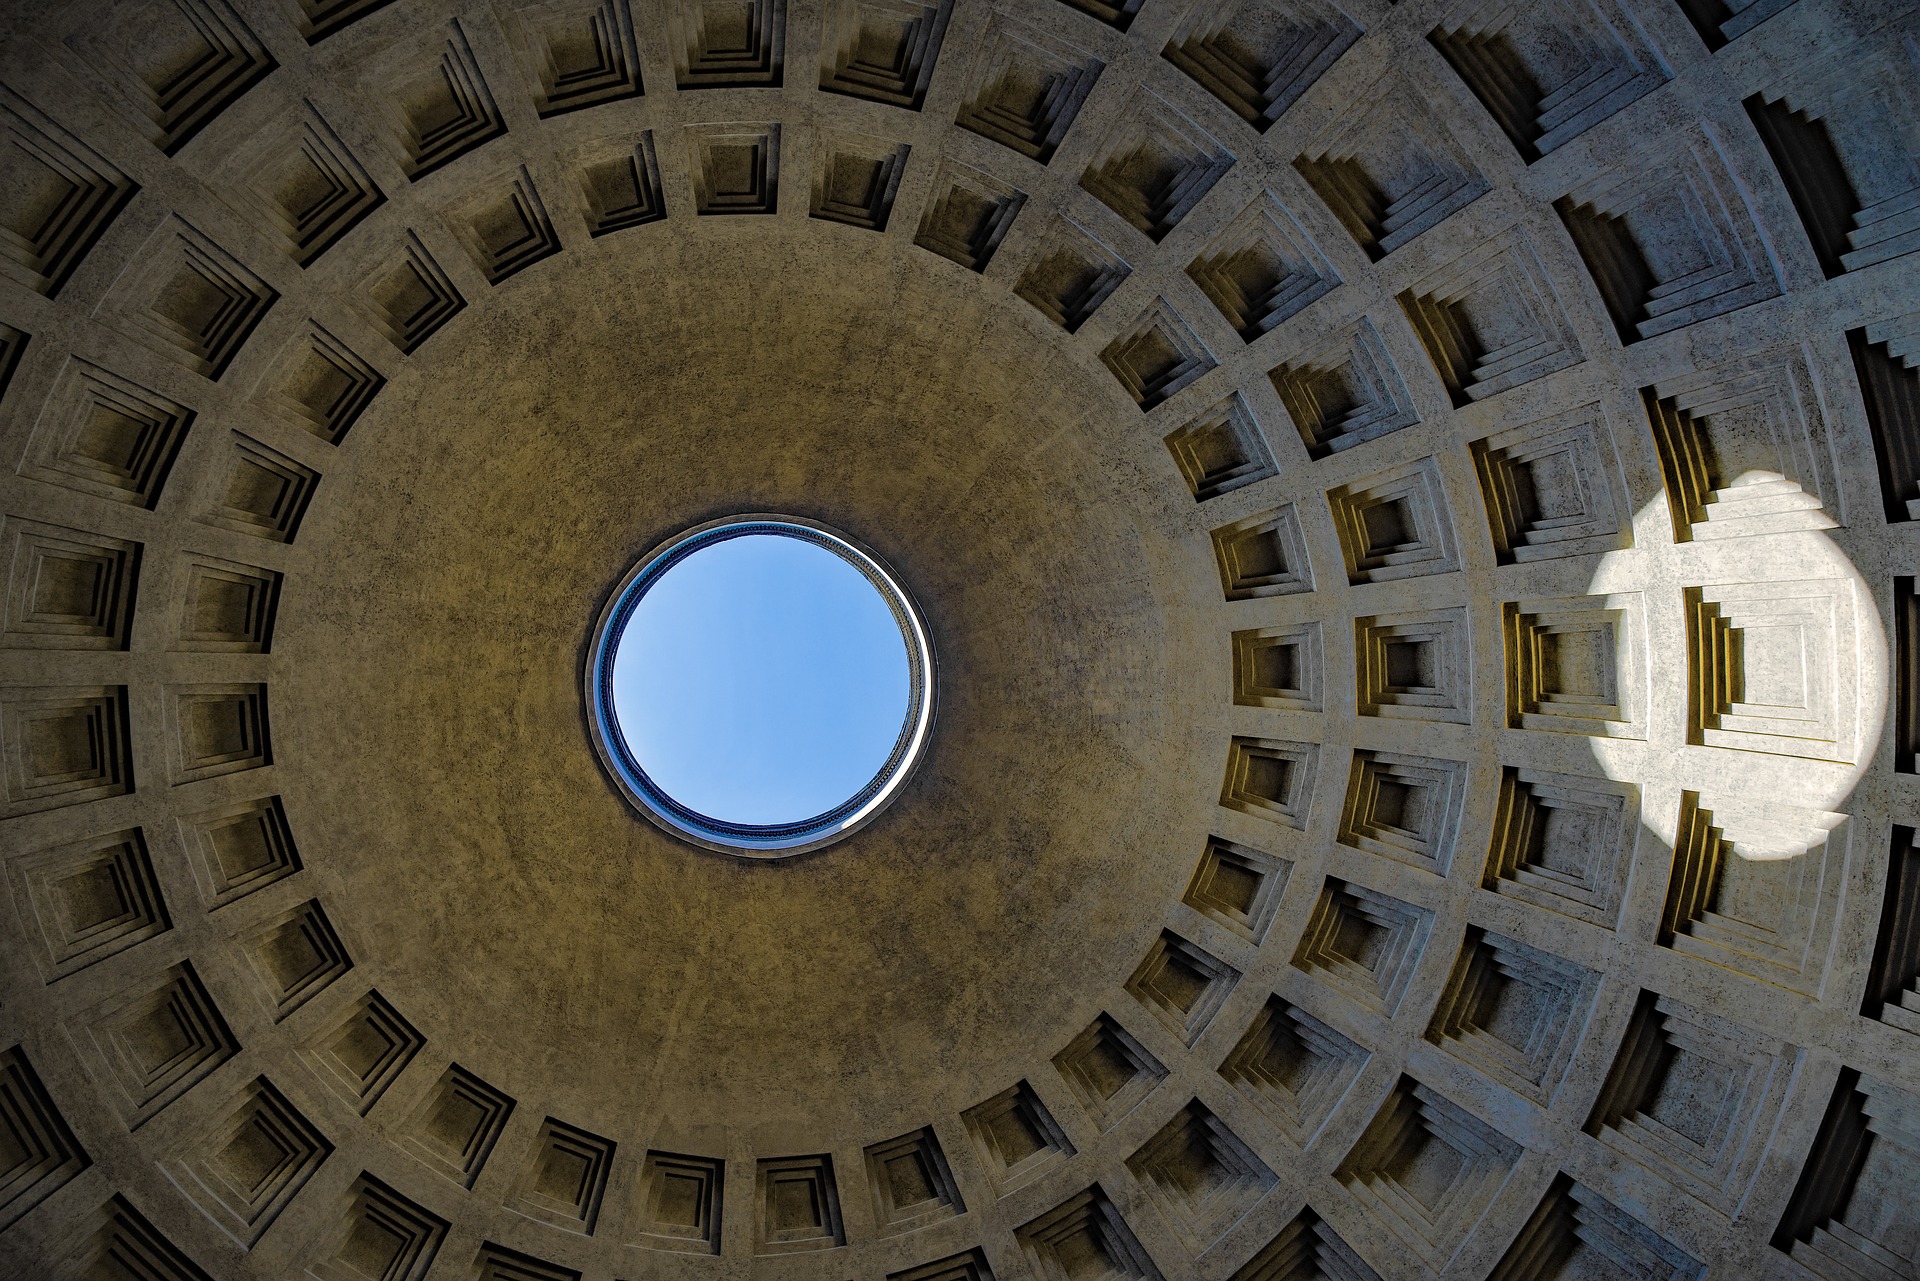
[608,533,912,826]
[1583,477,1888,863]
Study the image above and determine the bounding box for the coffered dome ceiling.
[1,1,1917,1279]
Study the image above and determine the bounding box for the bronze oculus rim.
[585,514,936,857]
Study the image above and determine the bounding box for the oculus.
[587,516,934,855]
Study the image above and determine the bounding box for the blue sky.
[610,534,911,825]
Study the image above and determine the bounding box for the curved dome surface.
[0,1,1917,1280]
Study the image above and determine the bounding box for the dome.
[0,1,1917,1279]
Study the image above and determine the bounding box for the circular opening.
[586,517,935,855]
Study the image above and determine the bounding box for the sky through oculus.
[611,533,909,824]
